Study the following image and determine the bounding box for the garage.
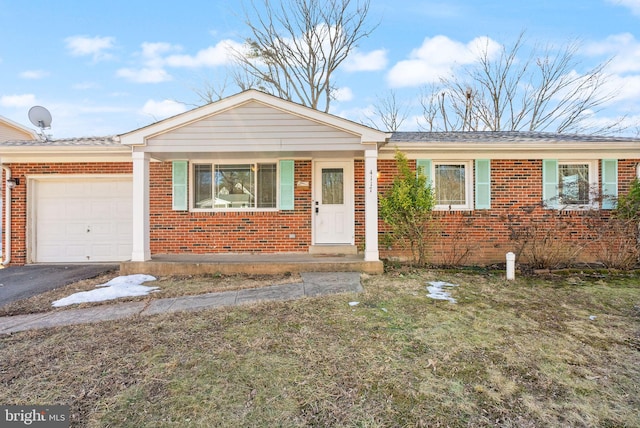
[32,177,133,263]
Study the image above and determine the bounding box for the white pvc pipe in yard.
[506,252,515,280]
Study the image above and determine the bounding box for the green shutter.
[475,159,491,209]
[172,161,188,211]
[601,159,618,209]
[279,160,295,210]
[542,159,559,209]
[416,159,433,189]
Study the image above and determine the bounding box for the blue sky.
[1,0,639,138]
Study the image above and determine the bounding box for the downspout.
[2,165,11,266]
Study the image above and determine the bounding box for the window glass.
[193,162,278,210]
[322,168,344,204]
[257,163,277,208]
[558,163,590,205]
[194,164,212,208]
[215,164,255,208]
[435,164,466,206]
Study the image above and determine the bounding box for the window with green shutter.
[172,160,188,211]
[279,160,295,210]
[543,159,600,209]
[475,159,491,209]
[542,159,559,209]
[416,159,432,188]
[601,159,618,209]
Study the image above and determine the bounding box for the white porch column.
[364,148,379,261]
[131,151,151,261]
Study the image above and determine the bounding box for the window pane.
[215,164,254,208]
[322,168,344,204]
[559,164,589,204]
[257,163,277,208]
[194,164,212,208]
[435,164,466,205]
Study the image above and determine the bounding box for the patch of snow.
[349,301,360,306]
[52,274,158,307]
[426,281,459,303]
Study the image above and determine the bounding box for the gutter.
[1,165,11,266]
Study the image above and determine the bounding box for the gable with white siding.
[0,116,37,142]
[119,90,388,155]
[146,100,363,151]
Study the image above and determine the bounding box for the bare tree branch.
[420,33,628,135]
[233,0,376,112]
[366,90,409,132]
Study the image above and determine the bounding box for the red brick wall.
[148,160,314,254]
[377,158,640,266]
[2,163,133,265]
[2,157,638,266]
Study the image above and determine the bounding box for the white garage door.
[34,177,133,262]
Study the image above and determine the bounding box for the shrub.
[379,150,436,266]
[507,204,584,270]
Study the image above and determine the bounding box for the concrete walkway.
[0,272,363,335]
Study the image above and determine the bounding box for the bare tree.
[421,33,627,135]
[367,90,410,132]
[234,0,376,112]
[191,73,231,105]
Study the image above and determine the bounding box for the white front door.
[313,161,354,244]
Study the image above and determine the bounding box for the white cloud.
[0,94,36,108]
[65,35,115,61]
[603,73,640,105]
[20,70,49,79]
[342,49,388,72]
[585,33,640,74]
[140,42,182,68]
[117,67,173,83]
[333,87,354,102]
[141,99,187,119]
[164,39,241,68]
[607,0,640,15]
[387,35,501,88]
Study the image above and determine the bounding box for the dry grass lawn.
[1,268,639,427]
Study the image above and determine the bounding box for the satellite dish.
[28,105,52,130]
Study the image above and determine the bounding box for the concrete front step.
[120,253,383,276]
[308,245,358,255]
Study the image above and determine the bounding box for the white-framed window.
[433,161,473,210]
[558,162,592,206]
[543,159,598,209]
[191,162,278,210]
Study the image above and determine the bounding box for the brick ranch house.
[0,90,639,268]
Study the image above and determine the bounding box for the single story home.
[1,90,638,269]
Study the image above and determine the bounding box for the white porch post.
[364,148,379,261]
[132,151,151,261]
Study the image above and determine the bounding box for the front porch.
[120,253,385,276]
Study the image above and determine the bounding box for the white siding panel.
[147,102,361,149]
[0,122,34,142]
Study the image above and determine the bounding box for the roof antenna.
[28,105,53,141]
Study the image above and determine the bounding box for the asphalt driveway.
[0,264,118,307]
